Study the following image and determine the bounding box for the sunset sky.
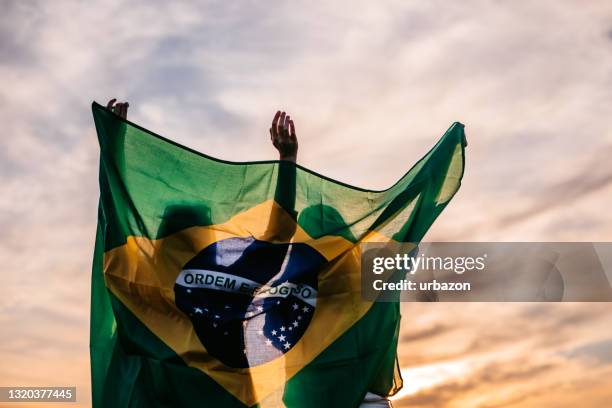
[1,1,612,407]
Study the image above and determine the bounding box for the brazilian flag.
[90,101,466,407]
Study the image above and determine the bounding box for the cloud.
[565,337,612,365]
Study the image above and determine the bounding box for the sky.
[1,1,612,407]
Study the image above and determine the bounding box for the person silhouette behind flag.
[107,99,395,407]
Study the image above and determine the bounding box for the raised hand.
[270,110,298,162]
[107,98,129,119]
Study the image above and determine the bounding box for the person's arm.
[107,98,129,119]
[270,110,298,162]
[265,110,299,240]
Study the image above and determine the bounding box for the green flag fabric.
[90,101,466,408]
